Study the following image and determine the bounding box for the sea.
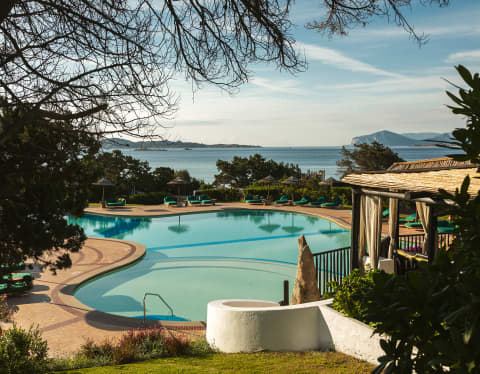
[115,146,461,183]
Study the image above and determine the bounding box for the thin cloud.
[297,42,403,78]
[445,50,480,63]
[249,77,308,95]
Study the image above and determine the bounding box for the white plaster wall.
[206,299,333,353]
[206,298,383,365]
[318,303,384,365]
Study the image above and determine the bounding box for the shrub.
[199,188,243,202]
[0,295,15,321]
[325,269,380,324]
[127,191,167,205]
[68,327,208,368]
[0,324,49,374]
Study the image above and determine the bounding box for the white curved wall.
[206,299,333,353]
[206,298,383,365]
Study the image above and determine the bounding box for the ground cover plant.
[57,351,374,374]
[49,327,213,372]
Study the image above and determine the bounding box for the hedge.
[122,186,353,205]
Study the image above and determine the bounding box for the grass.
[59,352,374,373]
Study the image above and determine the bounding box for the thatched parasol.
[257,175,277,199]
[282,176,302,202]
[92,177,114,202]
[318,177,342,187]
[167,177,190,204]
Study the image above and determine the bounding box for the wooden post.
[427,206,437,262]
[351,188,361,270]
[283,280,289,306]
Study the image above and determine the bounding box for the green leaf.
[457,65,474,87]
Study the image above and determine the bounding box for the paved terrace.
[6,203,421,357]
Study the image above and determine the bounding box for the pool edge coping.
[58,237,206,329]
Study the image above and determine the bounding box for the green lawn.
[60,352,374,374]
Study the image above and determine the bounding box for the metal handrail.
[143,292,174,323]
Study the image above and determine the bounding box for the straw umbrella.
[92,177,114,204]
[282,176,302,202]
[257,175,277,199]
[167,177,190,205]
[318,177,342,200]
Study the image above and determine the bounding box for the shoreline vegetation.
[102,138,262,149]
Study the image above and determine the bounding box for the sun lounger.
[308,197,326,206]
[106,198,126,207]
[399,213,416,223]
[404,222,423,228]
[437,226,454,233]
[275,195,290,205]
[3,273,33,287]
[164,196,177,206]
[0,280,32,294]
[198,194,213,205]
[245,194,263,204]
[187,195,201,205]
[320,197,342,208]
[293,196,310,205]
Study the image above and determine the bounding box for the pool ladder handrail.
[143,292,174,323]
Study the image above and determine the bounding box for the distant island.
[350,130,453,147]
[102,138,262,149]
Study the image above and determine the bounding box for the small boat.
[184,147,192,150]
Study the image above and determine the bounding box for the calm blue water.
[113,146,459,183]
[71,210,350,321]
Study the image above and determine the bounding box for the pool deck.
[6,203,420,357]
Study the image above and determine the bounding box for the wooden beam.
[351,189,361,270]
[428,206,437,262]
[360,188,410,200]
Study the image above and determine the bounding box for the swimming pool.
[70,210,350,321]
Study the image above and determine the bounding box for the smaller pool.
[72,210,350,321]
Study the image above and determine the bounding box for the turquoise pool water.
[70,210,350,321]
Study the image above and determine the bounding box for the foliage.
[196,188,244,202]
[0,324,49,374]
[325,269,378,324]
[54,351,374,374]
[336,141,404,177]
[214,154,300,188]
[0,295,15,322]
[49,328,214,371]
[0,101,101,275]
[1,0,303,136]
[362,65,480,373]
[128,192,168,205]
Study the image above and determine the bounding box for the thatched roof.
[387,157,477,172]
[342,157,480,195]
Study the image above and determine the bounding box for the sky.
[162,0,480,146]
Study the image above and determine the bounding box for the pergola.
[342,157,480,271]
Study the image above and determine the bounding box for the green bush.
[243,185,352,204]
[325,269,379,324]
[127,191,167,205]
[49,327,215,371]
[199,188,243,202]
[0,324,49,374]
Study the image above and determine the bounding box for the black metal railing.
[312,232,454,296]
[312,246,351,296]
[398,232,454,252]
